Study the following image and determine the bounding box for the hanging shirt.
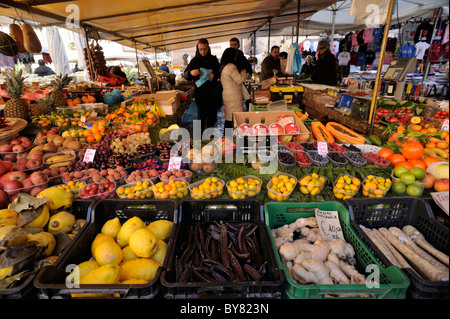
[433,18,447,43]
[383,51,394,65]
[365,50,376,65]
[372,27,383,43]
[429,41,444,62]
[415,41,431,60]
[356,52,367,66]
[352,32,360,46]
[349,51,359,65]
[402,22,419,45]
[414,21,434,43]
[386,37,397,52]
[310,41,318,52]
[303,40,311,52]
[337,51,351,66]
[372,51,381,67]
[363,28,374,43]
[339,38,348,52]
[398,43,417,58]
[351,45,360,53]
[333,40,340,53]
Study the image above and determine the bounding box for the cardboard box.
[121,90,180,115]
[233,111,311,153]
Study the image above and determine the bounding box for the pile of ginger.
[273,216,370,286]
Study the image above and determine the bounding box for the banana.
[431,148,449,159]
[49,161,72,169]
[45,155,74,164]
[423,148,438,158]
[435,155,449,163]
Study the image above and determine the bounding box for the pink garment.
[352,32,359,46]
[363,28,374,43]
[383,51,394,65]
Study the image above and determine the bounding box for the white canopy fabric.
[43,26,70,74]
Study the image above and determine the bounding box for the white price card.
[83,149,96,163]
[315,208,345,241]
[317,141,328,157]
[441,119,449,132]
[167,156,182,171]
[431,192,449,216]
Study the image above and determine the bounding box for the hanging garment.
[414,20,434,44]
[398,43,416,58]
[292,42,302,75]
[415,41,431,60]
[356,52,367,66]
[303,40,311,52]
[349,51,359,65]
[429,41,444,62]
[442,22,449,44]
[337,51,351,66]
[372,27,383,43]
[433,18,447,43]
[365,50,376,65]
[44,26,70,74]
[383,51,394,65]
[363,28,374,43]
[285,43,297,74]
[352,32,360,46]
[401,22,419,45]
[42,52,52,64]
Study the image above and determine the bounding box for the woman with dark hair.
[184,38,221,131]
[220,47,248,129]
[311,40,337,86]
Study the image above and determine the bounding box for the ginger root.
[292,259,334,285]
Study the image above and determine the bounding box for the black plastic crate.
[0,200,94,299]
[422,197,449,228]
[345,197,449,299]
[161,199,284,299]
[34,199,177,299]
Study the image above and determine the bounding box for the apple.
[4,180,24,196]
[284,123,300,134]
[0,161,7,176]
[29,153,43,161]
[269,123,285,135]
[16,136,30,144]
[434,178,449,192]
[0,144,13,153]
[30,185,47,197]
[3,153,17,162]
[26,158,43,170]
[1,161,14,172]
[20,139,33,149]
[12,164,27,172]
[252,124,269,135]
[12,144,26,153]
[0,171,28,189]
[29,171,47,185]
[9,139,21,146]
[238,124,253,136]
[422,173,435,189]
[21,178,34,192]
[0,189,8,209]
[277,115,295,126]
[16,157,28,165]
[16,152,29,160]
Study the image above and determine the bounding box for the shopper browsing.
[34,59,55,76]
[229,38,252,76]
[301,55,315,76]
[311,40,338,86]
[220,48,248,130]
[184,38,221,131]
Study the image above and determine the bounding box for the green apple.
[400,172,416,185]
[394,166,410,178]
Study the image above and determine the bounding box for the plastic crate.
[264,201,410,299]
[0,200,94,300]
[161,199,284,299]
[345,197,449,299]
[33,199,177,299]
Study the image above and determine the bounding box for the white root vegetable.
[389,227,449,273]
[306,227,322,242]
[294,240,330,264]
[325,254,350,284]
[372,228,412,269]
[329,238,355,259]
[402,225,449,267]
[279,238,312,261]
[288,217,318,232]
[379,228,449,282]
[292,259,334,285]
[361,227,402,268]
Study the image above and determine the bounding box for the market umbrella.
[44,26,70,75]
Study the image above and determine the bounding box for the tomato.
[389,154,406,165]
[394,161,414,171]
[408,159,427,171]
[401,142,425,160]
[378,148,395,160]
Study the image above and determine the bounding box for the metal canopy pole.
[368,0,397,134]
[296,0,300,43]
[134,41,140,77]
[330,4,337,44]
[268,21,271,52]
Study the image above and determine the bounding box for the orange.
[420,129,429,134]
[401,142,424,160]
[87,135,95,144]
[394,161,414,171]
[377,148,395,160]
[410,116,421,124]
[411,124,422,132]
[425,142,437,149]
[436,141,449,149]
[428,127,438,133]
[94,133,102,142]
[396,126,406,135]
[422,157,440,168]
[408,159,427,171]
[83,129,93,137]
[388,154,406,165]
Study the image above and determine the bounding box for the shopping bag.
[181,99,198,126]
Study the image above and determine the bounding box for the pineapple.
[30,95,54,116]
[51,73,73,108]
[1,69,28,120]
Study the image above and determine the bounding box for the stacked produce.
[84,42,108,81]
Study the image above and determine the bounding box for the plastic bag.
[181,100,198,126]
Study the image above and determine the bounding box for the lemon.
[94,240,123,266]
[101,217,121,239]
[147,219,174,241]
[129,228,159,258]
[116,216,146,248]
[119,258,162,282]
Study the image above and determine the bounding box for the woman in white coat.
[220,48,248,130]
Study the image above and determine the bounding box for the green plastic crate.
[264,201,410,299]
[250,104,300,112]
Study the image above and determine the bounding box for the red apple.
[30,185,47,196]
[252,123,269,135]
[422,173,435,189]
[21,178,34,192]
[0,161,7,177]
[16,136,30,143]
[434,178,449,192]
[16,157,28,165]
[0,171,28,189]
[26,159,43,170]
[29,153,43,161]
[269,123,285,135]
[238,124,253,136]
[9,139,21,146]
[20,139,33,149]
[277,115,295,126]
[12,144,26,153]
[12,164,28,172]
[2,161,14,172]
[3,153,17,162]
[29,171,47,185]
[16,152,29,160]
[0,144,13,153]
[4,180,24,196]
[0,189,8,208]
[284,123,300,134]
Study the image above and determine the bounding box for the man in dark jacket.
[184,38,221,132]
[34,59,55,76]
[229,38,252,76]
[259,46,281,82]
[311,40,338,86]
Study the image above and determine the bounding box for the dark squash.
[0,31,18,57]
[325,122,366,144]
[22,23,41,53]
[311,121,335,143]
[9,24,26,53]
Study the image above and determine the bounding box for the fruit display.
[80,180,116,200]
[267,173,298,202]
[327,151,348,167]
[159,169,192,183]
[278,150,296,169]
[362,175,392,197]
[89,166,128,185]
[57,180,87,199]
[391,165,427,197]
[294,150,312,168]
[299,173,327,196]
[116,180,154,199]
[126,169,160,183]
[363,152,391,168]
[152,180,189,200]
[189,177,224,199]
[226,175,262,199]
[0,136,34,162]
[333,175,361,200]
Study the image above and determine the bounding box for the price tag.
[80,116,87,123]
[167,156,182,171]
[83,149,96,163]
[441,119,449,132]
[431,192,449,216]
[315,208,345,241]
[317,142,328,157]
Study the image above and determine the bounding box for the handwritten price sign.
[315,209,344,241]
[317,142,328,157]
[167,156,182,171]
[83,149,96,163]
[441,119,449,132]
